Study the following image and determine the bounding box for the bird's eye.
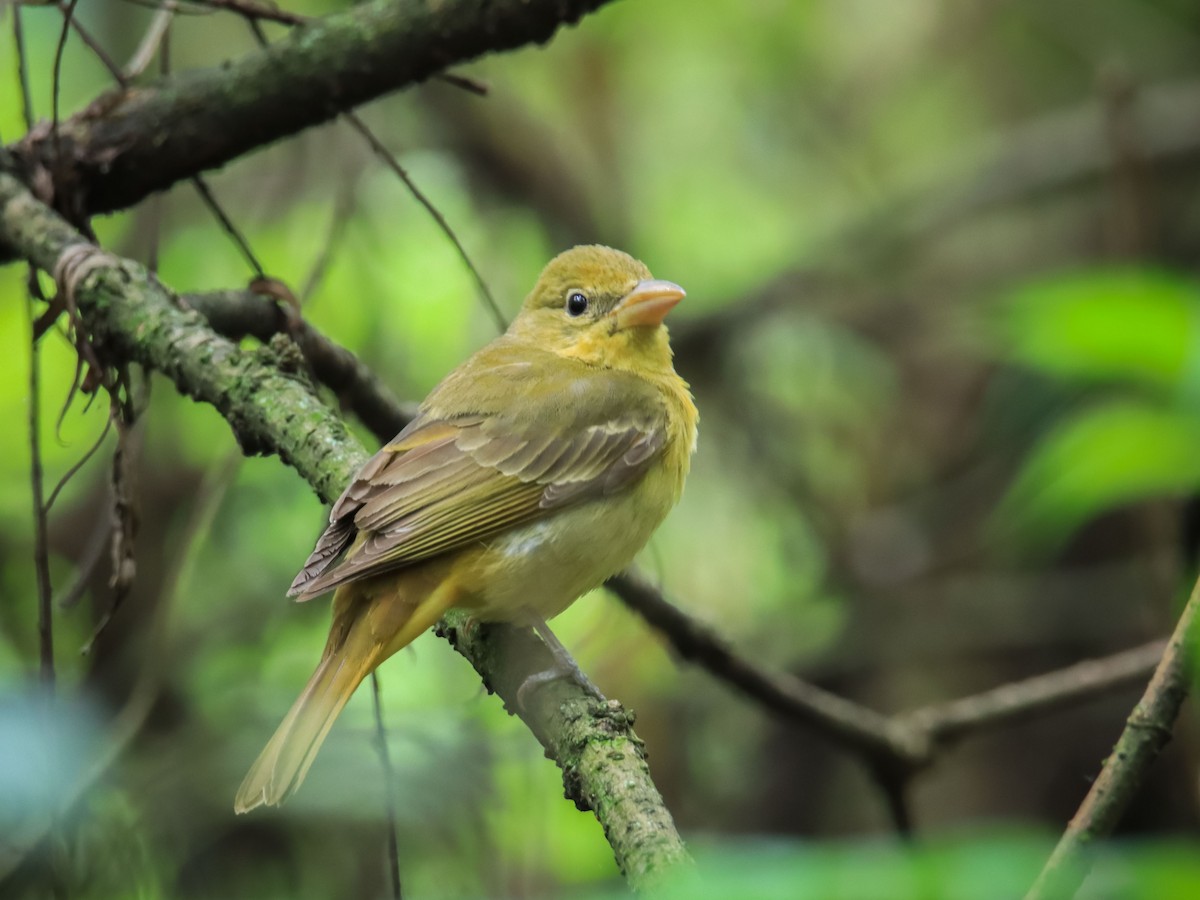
[565,291,589,317]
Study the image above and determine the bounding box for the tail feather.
[234,633,380,813]
[234,574,462,813]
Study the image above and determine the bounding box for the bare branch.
[606,570,928,767]
[13,5,36,131]
[903,640,1168,745]
[188,174,265,277]
[26,273,55,689]
[370,672,404,900]
[123,6,175,80]
[1026,593,1198,900]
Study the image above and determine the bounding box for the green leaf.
[995,401,1200,546]
[1001,268,1200,396]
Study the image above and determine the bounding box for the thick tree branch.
[0,172,690,890]
[9,0,617,218]
[439,616,691,890]
[1026,589,1198,900]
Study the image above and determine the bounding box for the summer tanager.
[234,245,697,812]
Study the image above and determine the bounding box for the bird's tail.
[234,578,457,813]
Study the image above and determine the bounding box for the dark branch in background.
[607,570,926,765]
[27,274,55,689]
[1026,589,1198,900]
[899,640,1168,744]
[0,173,691,891]
[609,570,1167,768]
[370,673,404,900]
[9,0,618,218]
[181,288,418,438]
[188,175,266,276]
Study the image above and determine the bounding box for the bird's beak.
[612,279,686,330]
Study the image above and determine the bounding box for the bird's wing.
[289,347,668,600]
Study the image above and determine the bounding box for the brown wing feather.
[289,345,670,601]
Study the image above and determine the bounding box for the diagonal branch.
[901,639,1168,745]
[9,0,617,218]
[608,570,1167,783]
[606,570,928,767]
[0,171,690,891]
[1026,587,1198,900]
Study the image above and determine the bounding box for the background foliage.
[3,0,1200,896]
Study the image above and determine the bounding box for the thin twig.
[124,5,175,79]
[44,409,112,510]
[27,272,55,690]
[59,1,127,85]
[51,0,84,172]
[1026,590,1198,900]
[243,20,504,329]
[145,13,171,273]
[437,71,490,97]
[370,672,404,900]
[902,640,1169,745]
[13,5,36,131]
[189,175,266,277]
[193,0,305,25]
[298,180,358,304]
[343,112,506,330]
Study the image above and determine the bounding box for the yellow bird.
[235,245,697,812]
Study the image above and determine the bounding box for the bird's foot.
[515,617,606,711]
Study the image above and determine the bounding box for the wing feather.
[289,345,670,601]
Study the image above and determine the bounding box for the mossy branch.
[0,171,691,891]
[9,0,616,219]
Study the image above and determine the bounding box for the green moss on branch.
[10,0,617,217]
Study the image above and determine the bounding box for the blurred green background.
[3,0,1200,896]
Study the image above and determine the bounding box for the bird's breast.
[460,462,681,623]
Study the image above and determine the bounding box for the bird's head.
[507,245,685,373]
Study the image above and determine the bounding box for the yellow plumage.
[235,245,697,812]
